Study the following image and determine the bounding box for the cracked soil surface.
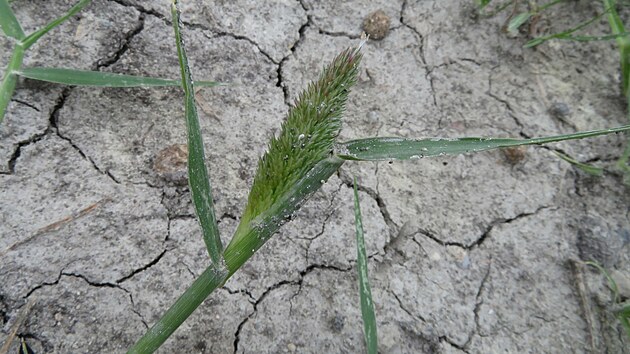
[1,0,630,353]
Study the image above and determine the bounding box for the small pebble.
[153,144,188,185]
[502,146,526,164]
[287,343,297,352]
[363,10,391,40]
[548,101,571,120]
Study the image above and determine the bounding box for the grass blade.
[562,32,630,42]
[0,47,25,123]
[603,0,630,94]
[618,305,630,340]
[334,125,630,161]
[353,177,378,354]
[21,0,92,49]
[16,67,221,87]
[584,261,620,303]
[0,72,18,124]
[477,0,492,8]
[171,0,222,265]
[554,151,604,176]
[507,12,531,33]
[0,0,25,40]
[525,7,610,48]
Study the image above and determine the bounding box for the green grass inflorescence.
[232,45,363,241]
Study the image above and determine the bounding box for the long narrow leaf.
[561,32,630,42]
[507,13,531,33]
[603,0,630,94]
[353,177,378,354]
[0,48,25,123]
[604,0,627,45]
[16,67,221,87]
[334,125,630,161]
[21,0,92,49]
[0,0,25,40]
[171,0,222,266]
[478,0,492,8]
[525,7,611,48]
[554,152,604,176]
[0,72,18,124]
[585,261,620,303]
[618,305,630,340]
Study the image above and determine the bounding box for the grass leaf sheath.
[171,0,223,265]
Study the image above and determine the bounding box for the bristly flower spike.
[225,42,364,259]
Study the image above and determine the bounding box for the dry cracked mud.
[1,0,629,353]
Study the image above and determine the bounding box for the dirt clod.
[363,10,391,40]
[153,144,188,185]
[549,101,571,121]
[502,146,527,164]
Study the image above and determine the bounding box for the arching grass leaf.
[554,151,604,176]
[0,0,25,40]
[171,0,222,265]
[22,0,92,49]
[334,125,630,161]
[16,67,221,87]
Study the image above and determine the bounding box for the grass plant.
[129,1,630,352]
[3,0,630,352]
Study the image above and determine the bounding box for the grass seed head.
[240,46,363,225]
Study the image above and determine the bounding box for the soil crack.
[9,99,40,112]
[276,4,310,107]
[96,13,145,69]
[413,205,552,249]
[232,262,351,353]
[116,249,168,283]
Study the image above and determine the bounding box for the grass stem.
[126,265,228,354]
[0,44,24,123]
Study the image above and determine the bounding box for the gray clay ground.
[1,0,630,353]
